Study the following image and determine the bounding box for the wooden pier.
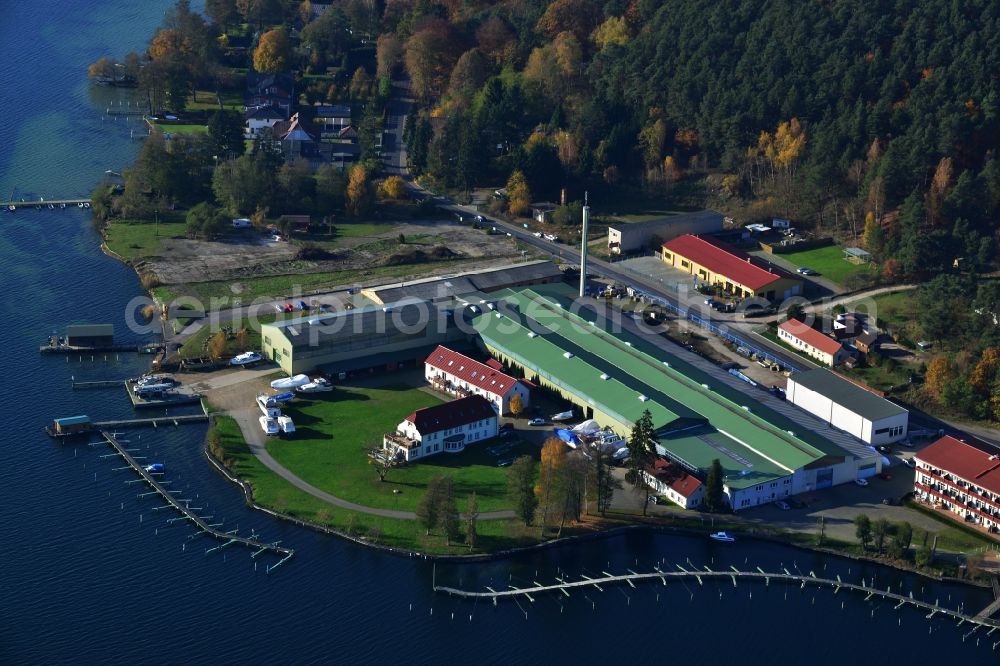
[434,567,1000,629]
[92,414,209,429]
[40,342,162,354]
[2,198,91,208]
[100,431,294,568]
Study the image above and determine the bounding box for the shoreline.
[199,426,989,587]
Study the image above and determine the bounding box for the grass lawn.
[153,122,208,135]
[903,500,998,551]
[267,384,539,514]
[838,363,913,392]
[850,291,923,343]
[210,415,539,554]
[778,245,876,286]
[185,90,243,112]
[104,221,188,260]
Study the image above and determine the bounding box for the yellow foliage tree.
[207,330,228,360]
[663,155,682,183]
[991,384,1000,422]
[253,28,290,73]
[380,175,407,200]
[862,211,882,253]
[346,164,371,216]
[506,169,532,217]
[925,354,956,401]
[592,16,629,50]
[970,347,1000,395]
[536,437,567,527]
[508,393,523,417]
[149,29,191,62]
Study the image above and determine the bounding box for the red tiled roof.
[662,234,794,291]
[917,435,1000,495]
[426,346,521,398]
[779,319,844,356]
[405,395,496,434]
[649,459,703,498]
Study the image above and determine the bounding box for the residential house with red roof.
[778,318,850,367]
[383,395,498,462]
[914,435,1000,535]
[661,234,803,301]
[642,458,705,509]
[425,346,531,415]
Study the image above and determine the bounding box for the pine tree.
[704,458,725,512]
[416,476,443,535]
[507,456,538,526]
[625,409,656,515]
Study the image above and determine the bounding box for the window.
[681,260,690,269]
[264,336,271,345]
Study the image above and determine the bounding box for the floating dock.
[40,343,162,354]
[434,568,1000,629]
[125,381,202,409]
[93,414,209,429]
[100,430,293,566]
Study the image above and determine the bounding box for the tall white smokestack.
[579,192,589,298]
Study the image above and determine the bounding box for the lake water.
[0,2,995,663]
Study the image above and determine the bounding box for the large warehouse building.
[661,234,803,301]
[472,284,880,510]
[607,209,724,255]
[786,369,909,446]
[261,299,464,375]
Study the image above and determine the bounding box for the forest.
[386,0,1000,280]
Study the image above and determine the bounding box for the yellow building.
[662,234,803,301]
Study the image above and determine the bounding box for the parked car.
[855,478,869,487]
[797,267,817,275]
[774,500,790,510]
[528,418,546,426]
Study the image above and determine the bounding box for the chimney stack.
[579,192,590,299]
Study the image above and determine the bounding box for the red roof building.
[914,435,1000,535]
[385,395,499,462]
[778,319,850,367]
[425,346,531,415]
[661,234,803,300]
[642,458,705,509]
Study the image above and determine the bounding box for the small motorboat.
[83,202,90,208]
[709,531,736,543]
[259,415,280,436]
[230,351,262,366]
[6,205,14,212]
[59,203,66,209]
[144,463,165,473]
[47,203,54,209]
[297,378,333,393]
[271,391,295,402]
[277,415,296,434]
[77,202,85,208]
[270,374,309,390]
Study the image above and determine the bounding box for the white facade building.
[643,459,705,509]
[425,346,530,415]
[383,395,498,462]
[914,435,1000,534]
[786,369,909,446]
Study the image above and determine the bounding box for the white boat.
[550,410,574,422]
[257,396,281,418]
[709,531,736,543]
[297,378,333,393]
[259,416,280,436]
[231,351,262,366]
[270,373,309,390]
[277,415,296,434]
[256,393,277,409]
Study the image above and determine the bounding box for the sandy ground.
[145,219,526,287]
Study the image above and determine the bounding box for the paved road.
[381,80,412,176]
[198,368,515,520]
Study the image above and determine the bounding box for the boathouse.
[65,324,114,347]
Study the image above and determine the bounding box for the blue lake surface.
[0,2,996,663]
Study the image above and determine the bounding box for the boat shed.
[65,324,114,347]
[52,415,92,434]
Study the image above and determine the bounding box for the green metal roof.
[55,415,91,426]
[475,284,853,488]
